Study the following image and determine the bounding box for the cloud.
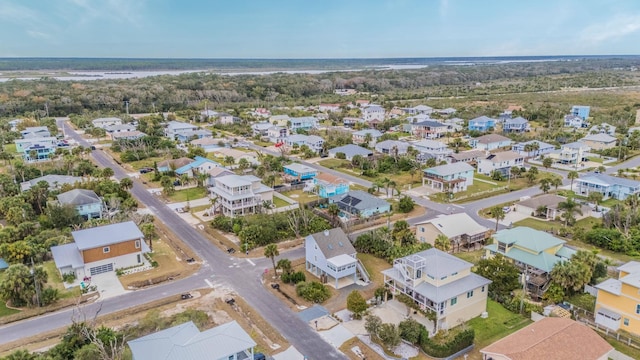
[67,0,146,25]
[439,0,449,18]
[0,2,39,22]
[27,30,52,40]
[580,13,640,44]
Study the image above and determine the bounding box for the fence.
[577,316,640,350]
[584,284,598,297]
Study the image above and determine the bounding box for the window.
[135,240,140,249]
[481,286,485,292]
[452,272,458,276]
[467,290,474,298]
[450,297,457,306]
[421,227,425,233]
[441,275,447,280]
[103,246,110,254]
[497,242,507,253]
[624,318,630,326]
[314,256,317,262]
[636,304,640,314]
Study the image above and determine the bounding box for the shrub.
[374,287,393,301]
[335,152,346,160]
[62,272,77,284]
[281,271,306,284]
[41,287,59,306]
[397,196,415,213]
[398,318,422,344]
[346,290,368,319]
[296,281,331,303]
[420,328,475,358]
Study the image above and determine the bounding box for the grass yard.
[281,189,320,204]
[0,302,19,317]
[454,250,484,265]
[606,338,640,360]
[253,140,272,147]
[42,261,82,300]
[118,239,189,289]
[123,156,166,171]
[3,144,17,154]
[357,253,390,286]
[167,186,208,203]
[272,196,290,208]
[318,158,350,169]
[466,300,532,360]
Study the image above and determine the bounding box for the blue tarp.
[0,258,8,270]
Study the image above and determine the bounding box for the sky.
[0,0,639,58]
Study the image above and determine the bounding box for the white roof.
[72,221,143,250]
[328,254,357,267]
[215,174,253,187]
[417,213,489,238]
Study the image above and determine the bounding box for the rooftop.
[307,228,356,259]
[484,150,523,163]
[330,190,389,211]
[581,133,617,143]
[475,134,511,144]
[416,213,489,238]
[284,163,317,174]
[578,172,640,189]
[57,189,101,206]
[72,221,143,250]
[424,162,474,177]
[329,144,373,157]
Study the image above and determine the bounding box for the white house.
[547,142,591,166]
[164,121,199,140]
[284,134,324,153]
[21,126,51,139]
[361,104,385,122]
[411,120,450,139]
[352,129,383,146]
[289,116,318,132]
[251,121,272,137]
[375,140,409,156]
[267,126,289,143]
[305,228,359,289]
[590,122,616,136]
[511,140,555,157]
[470,134,512,150]
[92,117,122,129]
[477,151,524,176]
[402,105,433,115]
[319,103,342,113]
[415,213,491,251]
[423,162,475,193]
[210,175,273,218]
[564,115,588,128]
[410,139,453,163]
[328,144,373,161]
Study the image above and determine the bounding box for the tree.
[237,158,250,173]
[490,205,505,232]
[397,195,415,213]
[434,234,451,252]
[160,176,175,195]
[140,222,156,252]
[539,178,550,193]
[264,244,279,277]
[588,192,604,210]
[327,203,340,224]
[550,177,562,190]
[276,258,292,276]
[365,315,382,336]
[542,156,553,169]
[101,167,114,179]
[346,290,368,319]
[398,318,423,345]
[224,155,235,167]
[474,254,520,301]
[525,169,538,185]
[558,197,582,226]
[0,264,48,307]
[119,177,133,191]
[567,171,579,191]
[378,323,401,349]
[550,250,597,295]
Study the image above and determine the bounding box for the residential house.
[57,189,103,220]
[211,147,258,166]
[210,175,273,217]
[175,156,221,177]
[477,151,524,176]
[92,117,122,129]
[21,126,51,138]
[157,157,194,173]
[128,320,257,360]
[437,108,457,115]
[411,120,450,139]
[382,248,491,332]
[319,103,342,113]
[175,129,212,143]
[352,129,383,146]
[104,123,137,135]
[502,116,530,133]
[267,126,289,143]
[8,119,22,131]
[515,194,591,220]
[111,131,146,141]
[628,126,640,135]
[251,121,272,137]
[205,167,234,187]
[250,108,271,118]
[200,109,218,121]
[480,317,612,360]
[361,104,385,122]
[328,144,373,161]
[442,117,464,132]
[468,116,497,132]
[485,227,576,300]
[415,213,491,252]
[446,150,486,165]
[329,190,391,218]
[305,228,359,289]
[15,137,57,161]
[547,142,590,166]
[355,99,370,107]
[343,117,364,127]
[164,121,199,140]
[20,174,82,192]
[402,105,433,115]
[571,105,591,120]
[575,173,640,200]
[411,139,453,163]
[51,221,149,278]
[580,133,617,150]
[406,114,432,124]
[375,140,409,156]
[189,137,226,152]
[313,172,350,198]
[283,163,317,181]
[595,261,640,335]
[511,140,555,157]
[215,112,235,125]
[289,116,318,132]
[564,114,588,128]
[269,114,290,127]
[590,122,617,136]
[283,134,324,153]
[470,134,512,151]
[423,162,475,193]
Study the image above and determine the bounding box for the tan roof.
[207,167,234,177]
[190,137,226,146]
[212,147,255,159]
[449,150,486,161]
[519,194,565,209]
[316,172,348,185]
[158,157,193,169]
[476,134,511,144]
[485,150,522,163]
[507,105,524,111]
[480,317,612,360]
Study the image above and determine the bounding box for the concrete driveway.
[319,325,354,348]
[91,272,129,299]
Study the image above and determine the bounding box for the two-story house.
[502,116,530,133]
[20,174,82,192]
[57,189,103,220]
[415,213,491,252]
[21,126,51,138]
[411,120,450,139]
[382,248,491,332]
[269,114,290,127]
[51,221,150,278]
[267,126,289,143]
[175,156,221,178]
[571,105,591,120]
[283,134,324,153]
[15,137,58,161]
[313,172,350,198]
[210,175,273,217]
[485,227,576,300]
[511,140,555,158]
[283,163,317,181]
[375,140,409,156]
[580,133,617,150]
[92,117,122,129]
[547,142,590,166]
[289,116,318,133]
[175,129,212,143]
[590,122,617,136]
[468,116,497,132]
[446,150,487,165]
[251,122,272,137]
[477,151,524,176]
[305,228,359,289]
[164,121,199,140]
[595,261,640,335]
[329,190,391,218]
[402,105,433,115]
[104,123,137,136]
[564,115,588,128]
[575,173,640,200]
[411,139,453,163]
[352,129,383,147]
[423,162,475,193]
[361,104,385,122]
[319,103,342,113]
[470,134,512,150]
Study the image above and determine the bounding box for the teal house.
[57,189,103,220]
[283,163,317,180]
[314,172,350,198]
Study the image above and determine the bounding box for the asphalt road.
[0,121,346,360]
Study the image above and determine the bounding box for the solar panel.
[341,195,361,206]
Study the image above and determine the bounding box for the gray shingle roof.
[581,133,617,143]
[475,134,510,144]
[50,243,84,269]
[57,189,101,206]
[21,175,82,191]
[307,228,356,259]
[328,144,373,158]
[578,173,640,189]
[72,221,143,250]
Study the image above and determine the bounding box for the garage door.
[89,263,113,276]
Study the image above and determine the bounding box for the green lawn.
[281,189,320,204]
[454,250,484,265]
[606,338,640,359]
[272,196,290,208]
[318,158,350,169]
[126,156,166,170]
[167,187,208,203]
[3,144,17,154]
[468,300,532,350]
[42,261,82,300]
[254,140,272,147]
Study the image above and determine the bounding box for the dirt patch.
[339,337,385,360]
[201,225,303,259]
[119,239,194,289]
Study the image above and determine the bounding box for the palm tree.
[587,192,603,211]
[102,167,114,179]
[550,177,562,190]
[180,173,190,187]
[539,178,550,193]
[434,234,451,252]
[490,205,506,232]
[373,179,386,195]
[327,203,340,224]
[277,258,292,276]
[567,171,579,192]
[120,177,133,191]
[224,155,235,167]
[558,197,583,226]
[264,244,279,277]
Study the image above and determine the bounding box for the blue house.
[15,137,58,162]
[289,116,318,133]
[57,189,103,220]
[175,156,221,177]
[175,129,212,143]
[329,190,391,218]
[575,173,640,200]
[468,116,497,132]
[314,172,350,198]
[283,163,317,180]
[502,117,530,133]
[305,228,358,289]
[571,105,591,120]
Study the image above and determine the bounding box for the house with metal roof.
[352,129,383,146]
[92,117,122,129]
[328,144,373,161]
[580,133,617,150]
[383,248,491,332]
[251,121,272,137]
[305,228,362,289]
[402,104,434,115]
[502,116,530,133]
[470,134,512,150]
[283,134,324,153]
[128,320,256,360]
[329,190,390,218]
[57,189,103,220]
[164,121,199,140]
[20,174,82,192]
[484,227,576,300]
[589,122,616,136]
[51,221,149,279]
[20,126,51,139]
[423,162,475,193]
[477,150,524,176]
[111,130,147,141]
[175,129,212,143]
[594,261,640,335]
[283,163,317,180]
[15,136,58,162]
[410,139,453,163]
[415,213,491,252]
[210,174,273,217]
[468,116,497,132]
[575,173,640,200]
[175,156,221,177]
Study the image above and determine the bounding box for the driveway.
[91,272,129,299]
[273,346,305,360]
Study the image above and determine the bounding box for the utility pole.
[31,258,41,307]
[44,102,49,118]
[124,100,130,115]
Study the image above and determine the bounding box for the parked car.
[253,353,266,360]
[90,145,96,150]
[139,167,154,174]
[502,206,511,213]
